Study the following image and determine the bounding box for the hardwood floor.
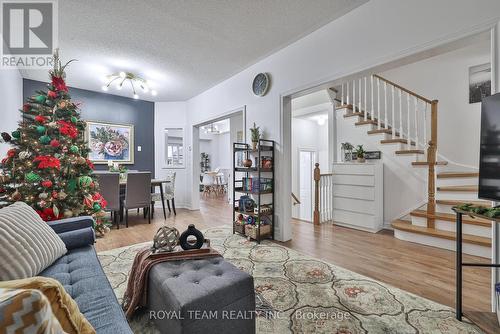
[95,195,491,313]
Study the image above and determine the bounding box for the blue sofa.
[40,217,133,334]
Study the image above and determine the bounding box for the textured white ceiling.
[20,0,367,102]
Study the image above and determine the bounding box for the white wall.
[0,70,23,158]
[167,0,500,241]
[154,102,189,207]
[380,39,491,168]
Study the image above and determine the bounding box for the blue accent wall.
[23,79,155,174]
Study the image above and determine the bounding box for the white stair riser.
[436,204,456,213]
[411,215,491,238]
[380,142,406,151]
[437,178,479,187]
[394,229,491,258]
[436,191,479,201]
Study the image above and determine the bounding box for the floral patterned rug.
[97,226,482,334]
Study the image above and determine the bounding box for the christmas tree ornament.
[76,156,86,164]
[50,139,60,148]
[47,121,57,128]
[62,146,69,153]
[12,190,22,201]
[35,94,46,103]
[70,145,79,153]
[67,179,77,192]
[52,205,59,218]
[93,203,102,212]
[18,150,32,160]
[41,180,53,188]
[47,90,57,99]
[7,149,16,158]
[58,100,68,109]
[1,132,12,142]
[11,130,20,139]
[22,104,30,112]
[39,135,51,145]
[78,175,93,188]
[36,125,46,134]
[39,192,49,200]
[63,209,73,218]
[35,115,47,123]
[0,174,10,183]
[25,172,41,183]
[58,191,67,200]
[38,200,48,208]
[70,116,78,124]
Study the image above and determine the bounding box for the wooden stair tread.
[436,199,492,207]
[355,119,378,126]
[395,149,424,155]
[412,161,448,166]
[391,220,491,247]
[437,185,478,192]
[335,104,353,110]
[344,112,365,118]
[381,138,416,146]
[437,172,479,179]
[410,209,492,227]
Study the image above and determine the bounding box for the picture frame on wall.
[469,63,491,104]
[85,121,134,164]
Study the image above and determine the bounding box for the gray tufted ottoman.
[147,257,256,334]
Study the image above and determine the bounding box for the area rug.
[97,226,482,334]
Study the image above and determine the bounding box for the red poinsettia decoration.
[41,180,53,188]
[57,120,78,139]
[35,115,47,123]
[51,75,68,92]
[47,90,57,99]
[7,149,16,158]
[37,207,63,222]
[33,156,61,170]
[92,192,108,209]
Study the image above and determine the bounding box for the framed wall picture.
[469,63,491,104]
[85,121,134,164]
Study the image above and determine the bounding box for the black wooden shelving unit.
[232,139,275,243]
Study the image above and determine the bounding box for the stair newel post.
[426,100,439,229]
[313,163,320,226]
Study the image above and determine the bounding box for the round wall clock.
[252,73,270,96]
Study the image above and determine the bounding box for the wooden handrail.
[373,74,432,104]
[291,192,301,206]
[313,163,320,225]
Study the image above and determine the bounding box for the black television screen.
[479,92,500,201]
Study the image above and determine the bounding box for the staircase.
[334,74,490,258]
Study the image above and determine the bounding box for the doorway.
[298,150,316,221]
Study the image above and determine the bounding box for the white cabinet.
[331,162,383,233]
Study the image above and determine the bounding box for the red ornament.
[41,180,53,188]
[50,139,60,148]
[33,156,61,170]
[1,157,9,165]
[35,115,47,123]
[37,208,62,222]
[7,149,16,158]
[22,104,30,112]
[52,191,58,199]
[51,75,68,92]
[47,90,57,99]
[83,196,93,208]
[57,120,78,139]
[92,192,108,209]
[86,159,95,170]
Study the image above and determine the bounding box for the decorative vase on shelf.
[243,159,253,168]
[357,157,366,163]
[252,142,258,150]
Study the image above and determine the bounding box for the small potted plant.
[341,142,354,162]
[355,145,366,163]
[250,122,261,150]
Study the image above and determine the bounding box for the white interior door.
[299,150,316,221]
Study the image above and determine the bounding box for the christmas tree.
[0,50,110,235]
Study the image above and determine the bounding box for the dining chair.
[95,173,121,229]
[217,169,230,195]
[202,174,216,197]
[122,172,152,227]
[151,171,177,218]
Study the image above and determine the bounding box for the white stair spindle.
[406,92,411,145]
[341,83,344,106]
[346,81,350,106]
[423,102,428,149]
[391,85,395,139]
[414,96,419,149]
[377,78,381,130]
[384,82,388,129]
[364,77,367,121]
[353,80,356,113]
[371,76,374,122]
[398,89,403,139]
[358,78,362,118]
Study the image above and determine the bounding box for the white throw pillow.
[0,202,67,280]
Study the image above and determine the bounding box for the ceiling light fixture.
[205,123,220,134]
[102,71,158,99]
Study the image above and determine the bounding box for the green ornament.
[12,130,20,139]
[25,172,41,183]
[36,125,46,134]
[93,203,102,212]
[67,179,77,193]
[70,116,78,124]
[35,94,46,103]
[39,135,51,144]
[70,145,79,154]
[78,175,93,188]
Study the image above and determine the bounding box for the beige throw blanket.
[122,246,221,318]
